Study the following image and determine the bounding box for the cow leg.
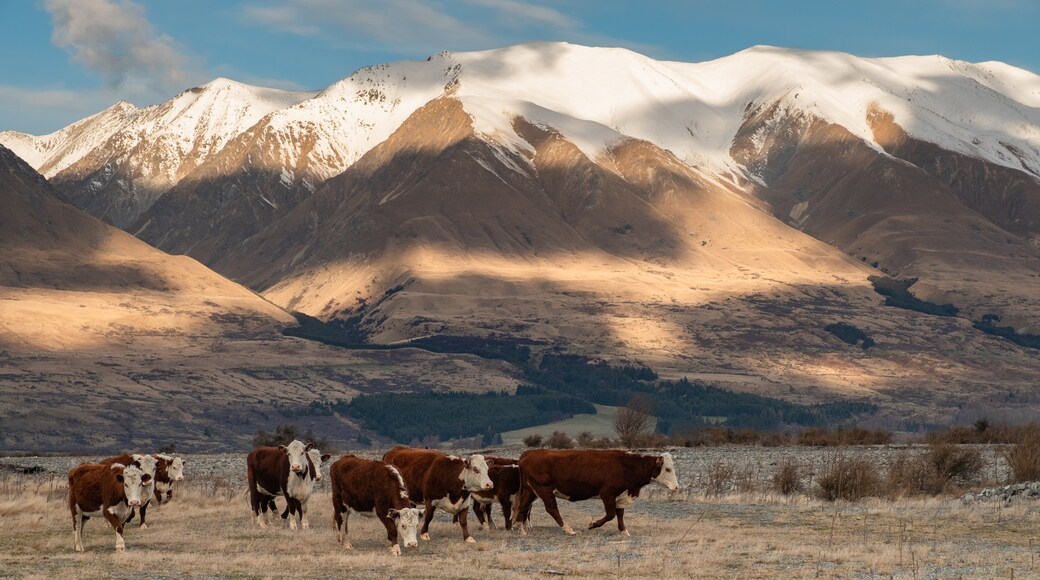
[103,511,126,552]
[458,507,475,543]
[501,496,514,531]
[535,486,576,536]
[420,500,435,541]
[378,514,401,556]
[484,503,496,530]
[513,485,537,536]
[337,507,352,549]
[125,507,136,523]
[249,488,266,528]
[589,493,617,530]
[617,508,629,536]
[138,502,149,528]
[73,512,85,552]
[471,502,487,530]
[300,497,310,529]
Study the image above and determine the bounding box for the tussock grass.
[0,473,1038,578]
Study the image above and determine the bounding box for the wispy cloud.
[43,0,204,94]
[0,85,117,135]
[240,0,642,56]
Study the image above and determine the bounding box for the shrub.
[252,424,300,447]
[1002,440,1040,483]
[705,461,735,497]
[815,452,881,501]
[771,457,804,495]
[576,431,596,448]
[546,431,574,449]
[886,444,983,496]
[522,434,544,448]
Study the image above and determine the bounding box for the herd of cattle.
[67,443,679,555]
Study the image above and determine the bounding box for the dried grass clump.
[1001,439,1040,483]
[545,431,574,449]
[770,457,804,496]
[815,452,881,501]
[705,461,735,497]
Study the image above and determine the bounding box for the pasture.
[1,461,1038,578]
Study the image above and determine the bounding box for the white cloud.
[241,0,590,54]
[44,0,203,94]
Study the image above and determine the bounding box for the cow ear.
[305,442,314,451]
[388,509,400,520]
[656,457,664,468]
[142,474,152,483]
[278,445,287,452]
[321,454,331,462]
[115,473,124,483]
[464,457,472,467]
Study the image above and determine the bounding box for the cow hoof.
[302,521,309,530]
[257,521,268,528]
[75,546,84,553]
[344,543,354,550]
[465,536,476,544]
[621,530,631,537]
[289,521,298,530]
[481,523,489,531]
[115,546,125,553]
[563,526,577,536]
[139,523,148,530]
[518,527,528,537]
[390,545,401,557]
[420,533,430,541]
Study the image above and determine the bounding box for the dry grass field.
[1,472,1038,579]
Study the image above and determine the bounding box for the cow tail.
[512,462,529,527]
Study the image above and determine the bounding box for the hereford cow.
[513,449,679,536]
[123,454,186,527]
[469,456,521,531]
[329,455,424,556]
[68,462,146,552]
[279,447,330,523]
[382,446,493,543]
[100,453,157,527]
[247,440,322,529]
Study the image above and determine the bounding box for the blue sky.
[1,0,1037,135]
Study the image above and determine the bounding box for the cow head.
[651,452,679,491]
[460,455,493,492]
[306,448,331,481]
[388,508,424,549]
[131,453,157,485]
[113,464,146,507]
[167,456,185,482]
[279,440,309,475]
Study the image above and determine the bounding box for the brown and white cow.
[382,446,493,543]
[469,456,521,531]
[513,449,679,536]
[68,462,147,552]
[329,455,424,556]
[247,440,322,529]
[279,447,330,523]
[126,454,186,527]
[100,453,158,527]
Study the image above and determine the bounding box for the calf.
[382,446,493,543]
[100,453,158,528]
[247,440,320,529]
[329,455,423,556]
[469,457,521,531]
[68,462,146,552]
[514,449,679,536]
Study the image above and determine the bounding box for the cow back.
[68,462,124,513]
[331,455,411,513]
[383,447,449,503]
[248,447,289,495]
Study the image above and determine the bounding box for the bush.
[815,453,881,501]
[522,434,544,448]
[886,444,983,496]
[546,431,574,449]
[771,457,804,495]
[1002,440,1040,483]
[576,432,614,448]
[253,424,300,447]
[705,461,735,497]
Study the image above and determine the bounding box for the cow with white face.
[280,446,331,525]
[247,440,323,529]
[330,455,424,556]
[99,453,158,527]
[68,462,147,552]
[383,446,493,543]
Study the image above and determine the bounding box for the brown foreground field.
[1,473,1038,579]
